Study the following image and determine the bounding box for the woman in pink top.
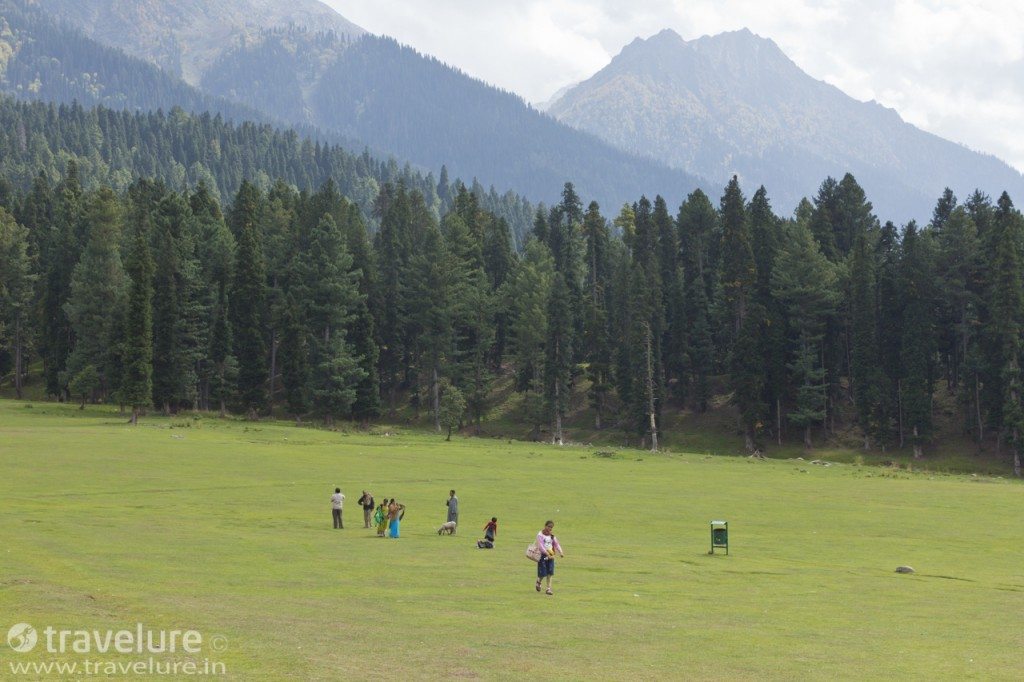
[535,520,564,595]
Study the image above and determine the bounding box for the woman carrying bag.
[531,520,564,595]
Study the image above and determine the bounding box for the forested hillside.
[25,0,709,210]
[3,139,1023,473]
[37,0,365,83]
[0,96,534,240]
[0,0,262,125]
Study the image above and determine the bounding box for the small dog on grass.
[437,521,457,535]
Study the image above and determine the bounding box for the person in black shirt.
[358,491,375,528]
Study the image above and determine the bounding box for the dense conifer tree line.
[0,96,535,242]
[2,106,1024,475]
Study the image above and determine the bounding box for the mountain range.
[8,1,1024,222]
[36,0,365,84]
[29,0,705,210]
[546,28,1024,220]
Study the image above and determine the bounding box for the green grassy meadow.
[1,400,1022,680]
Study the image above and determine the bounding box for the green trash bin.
[710,520,728,555]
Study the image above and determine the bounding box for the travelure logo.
[5,623,213,654]
[7,623,37,653]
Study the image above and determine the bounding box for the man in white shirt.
[331,488,345,529]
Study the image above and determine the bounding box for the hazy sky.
[324,1,1024,173]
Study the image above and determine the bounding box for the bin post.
[710,520,729,555]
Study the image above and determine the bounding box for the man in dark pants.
[359,491,375,528]
[331,487,345,529]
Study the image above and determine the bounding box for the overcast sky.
[325,1,1024,173]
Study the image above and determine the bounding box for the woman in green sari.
[374,499,389,537]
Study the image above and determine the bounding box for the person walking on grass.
[535,520,564,595]
[331,488,345,529]
[359,491,375,528]
[446,489,459,528]
[374,499,390,537]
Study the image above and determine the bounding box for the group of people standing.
[330,487,564,594]
[329,489,405,537]
[374,497,406,538]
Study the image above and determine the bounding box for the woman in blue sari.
[388,500,405,538]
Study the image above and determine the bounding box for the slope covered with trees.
[24,0,709,211]
[0,95,534,241]
[4,144,1024,474]
[0,0,262,125]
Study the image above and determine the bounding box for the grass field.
[1,400,1022,680]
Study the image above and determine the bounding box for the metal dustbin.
[710,520,728,555]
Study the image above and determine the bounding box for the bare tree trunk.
[975,377,984,442]
[432,366,441,432]
[269,330,278,405]
[644,323,658,453]
[804,424,812,449]
[552,361,563,446]
[553,337,564,445]
[912,425,922,459]
[14,319,23,399]
[1014,428,1021,477]
[897,380,904,448]
[776,397,782,446]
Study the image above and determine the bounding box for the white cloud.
[325,0,1024,172]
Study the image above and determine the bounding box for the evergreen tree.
[654,195,685,405]
[121,217,154,424]
[875,221,903,448]
[39,166,83,398]
[678,190,718,410]
[967,191,1003,440]
[445,211,494,433]
[609,241,636,429]
[748,187,786,440]
[545,272,573,445]
[229,181,268,418]
[342,203,382,423]
[150,193,192,413]
[62,188,127,404]
[505,238,555,440]
[279,275,310,422]
[263,180,299,406]
[532,205,549,244]
[198,205,237,417]
[483,215,516,367]
[899,221,937,458]
[376,183,413,412]
[988,193,1024,475]
[439,383,466,441]
[302,214,364,425]
[719,176,761,449]
[849,230,885,447]
[406,223,451,430]
[0,208,36,399]
[772,220,838,447]
[582,201,612,428]
[935,206,980,435]
[931,188,957,234]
